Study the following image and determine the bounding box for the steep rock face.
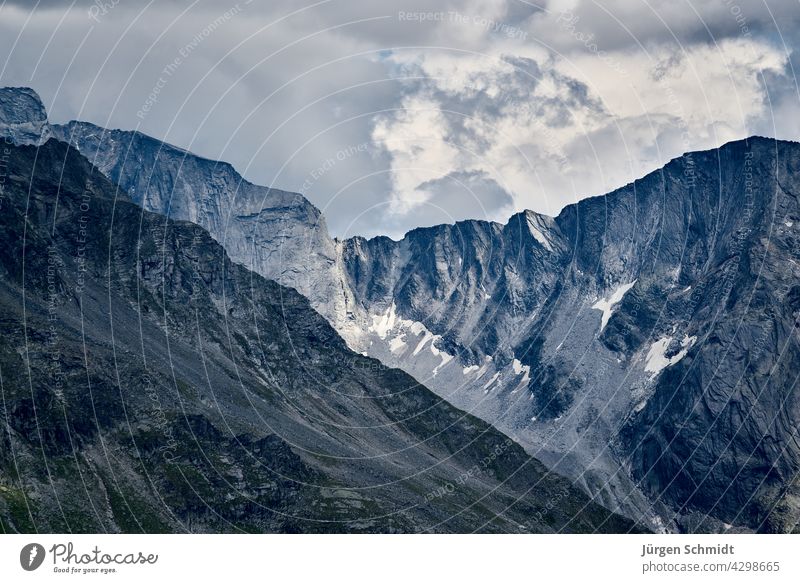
[0,139,638,533]
[49,120,361,340]
[0,87,51,145]
[342,211,564,359]
[609,140,800,533]
[340,138,800,533]
[337,209,660,524]
[5,87,799,532]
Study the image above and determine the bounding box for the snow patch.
[412,331,434,356]
[462,365,479,375]
[482,372,501,392]
[592,280,637,331]
[388,335,407,354]
[368,303,456,377]
[511,358,531,384]
[368,302,398,339]
[408,321,426,335]
[509,359,531,393]
[432,351,453,377]
[644,335,696,377]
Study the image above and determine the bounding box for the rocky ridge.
[0,137,637,533]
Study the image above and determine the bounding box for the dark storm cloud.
[342,170,515,240]
[415,170,515,222]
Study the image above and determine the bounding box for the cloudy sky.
[1,0,799,238]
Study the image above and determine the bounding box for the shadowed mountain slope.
[0,138,638,533]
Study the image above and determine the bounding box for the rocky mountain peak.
[0,86,51,145]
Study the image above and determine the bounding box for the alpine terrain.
[0,135,639,533]
[3,86,799,533]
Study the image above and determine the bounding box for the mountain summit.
[0,87,50,145]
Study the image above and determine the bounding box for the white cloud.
[370,35,788,225]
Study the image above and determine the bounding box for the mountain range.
[2,86,799,533]
[0,133,638,533]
